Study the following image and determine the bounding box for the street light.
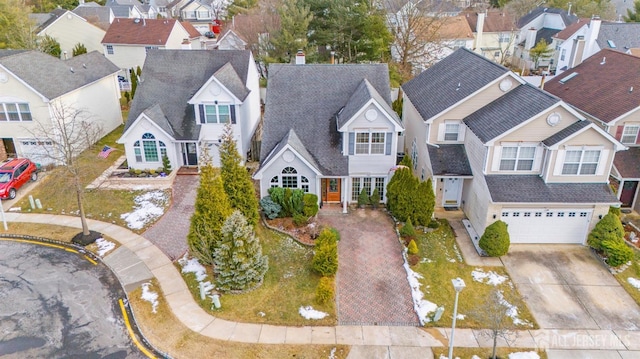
[448,277,466,359]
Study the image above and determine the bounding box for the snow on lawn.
[497,291,532,327]
[95,238,115,257]
[299,306,328,320]
[141,283,159,313]
[509,352,540,359]
[628,277,640,290]
[120,190,168,230]
[402,252,438,324]
[471,268,508,286]
[178,254,214,297]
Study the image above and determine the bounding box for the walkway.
[319,208,418,326]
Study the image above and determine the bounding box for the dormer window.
[562,149,600,175]
[621,125,640,144]
[356,132,385,155]
[444,123,460,141]
[499,145,536,171]
[199,104,231,124]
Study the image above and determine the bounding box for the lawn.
[432,347,547,359]
[180,223,337,326]
[410,220,538,329]
[613,252,640,306]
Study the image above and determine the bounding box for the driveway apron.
[143,174,199,261]
[319,208,418,326]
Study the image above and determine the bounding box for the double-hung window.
[444,122,460,141]
[499,146,536,171]
[621,125,640,144]
[202,104,230,123]
[0,103,32,122]
[562,149,600,175]
[106,45,114,55]
[355,132,385,155]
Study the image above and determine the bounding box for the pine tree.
[219,123,260,226]
[187,149,232,265]
[413,178,435,226]
[214,210,269,292]
[39,35,61,58]
[72,42,87,56]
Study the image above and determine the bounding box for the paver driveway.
[319,208,418,326]
[502,245,640,330]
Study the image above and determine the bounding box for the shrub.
[268,187,285,210]
[303,193,319,217]
[602,240,634,267]
[124,91,131,103]
[358,188,370,208]
[162,153,172,174]
[72,42,87,56]
[293,213,308,227]
[400,218,416,238]
[316,276,335,304]
[312,228,339,276]
[479,220,510,257]
[291,189,304,215]
[408,254,420,266]
[407,239,419,255]
[259,196,281,220]
[588,213,625,252]
[428,220,440,229]
[609,206,621,217]
[282,188,293,217]
[370,188,380,209]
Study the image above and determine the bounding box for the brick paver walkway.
[319,208,419,326]
[142,174,199,261]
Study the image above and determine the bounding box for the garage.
[500,208,592,244]
[19,139,54,166]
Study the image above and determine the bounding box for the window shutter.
[385,132,392,155]
[615,126,623,140]
[636,130,640,144]
[198,104,205,124]
[553,149,565,175]
[230,105,236,124]
[490,146,502,171]
[596,149,610,175]
[348,132,355,155]
[437,123,445,141]
[532,146,544,172]
[458,124,465,142]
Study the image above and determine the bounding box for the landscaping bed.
[263,216,318,246]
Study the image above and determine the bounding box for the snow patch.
[299,306,328,320]
[403,253,438,324]
[471,356,481,359]
[328,347,336,359]
[95,238,115,257]
[472,268,508,286]
[178,254,208,282]
[509,352,540,359]
[497,291,532,327]
[628,277,640,290]
[141,283,159,313]
[456,313,465,320]
[120,190,168,230]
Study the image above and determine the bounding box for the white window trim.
[621,124,639,144]
[499,145,536,171]
[201,103,231,124]
[355,131,386,155]
[492,142,542,172]
[437,120,465,142]
[554,145,607,176]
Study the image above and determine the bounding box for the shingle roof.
[544,49,640,123]
[73,5,113,30]
[102,18,178,45]
[428,144,472,176]
[614,147,640,179]
[0,50,119,99]
[436,15,474,39]
[180,21,201,38]
[124,50,252,141]
[262,129,321,173]
[542,120,589,146]
[536,28,561,46]
[553,18,589,40]
[30,8,67,32]
[337,79,401,129]
[597,23,640,52]
[108,5,130,17]
[463,10,517,33]
[402,48,509,122]
[463,84,560,143]
[213,62,250,101]
[261,64,393,176]
[517,7,578,28]
[485,175,618,203]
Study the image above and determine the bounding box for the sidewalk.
[4,213,640,358]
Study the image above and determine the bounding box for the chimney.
[142,18,146,26]
[567,3,572,15]
[582,16,601,61]
[475,11,485,54]
[330,51,335,64]
[295,49,305,65]
[525,27,537,50]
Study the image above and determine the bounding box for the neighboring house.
[402,48,623,244]
[513,7,578,71]
[178,0,214,34]
[253,58,404,212]
[101,18,202,70]
[214,30,248,50]
[117,50,261,170]
[545,49,640,212]
[409,15,474,72]
[463,9,517,65]
[105,0,146,18]
[0,50,122,164]
[550,17,589,74]
[73,2,115,30]
[30,9,107,58]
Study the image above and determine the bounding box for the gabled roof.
[73,5,113,30]
[428,144,472,176]
[261,64,393,176]
[124,50,252,141]
[180,21,201,38]
[30,8,68,32]
[437,15,474,40]
[614,147,640,179]
[463,9,517,33]
[141,103,174,137]
[517,7,578,28]
[485,175,618,203]
[337,79,401,129]
[108,5,131,17]
[213,62,250,101]
[536,28,561,46]
[544,49,640,123]
[261,129,321,174]
[0,50,119,100]
[596,23,640,52]
[402,48,510,122]
[216,30,248,50]
[542,120,589,146]
[463,83,560,143]
[102,18,179,45]
[553,18,589,40]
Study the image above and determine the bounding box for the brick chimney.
[295,49,305,65]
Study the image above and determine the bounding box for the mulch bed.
[265,217,319,246]
[624,224,640,249]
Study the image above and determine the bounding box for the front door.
[443,178,462,207]
[182,142,198,166]
[621,181,639,207]
[323,178,341,203]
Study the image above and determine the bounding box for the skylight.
[559,72,579,84]
[607,40,616,48]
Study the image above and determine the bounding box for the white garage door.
[500,209,592,244]
[19,139,54,166]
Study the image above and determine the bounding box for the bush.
[358,188,370,208]
[588,213,625,252]
[282,188,293,216]
[312,228,339,276]
[602,240,634,267]
[407,239,419,255]
[259,196,281,220]
[370,188,380,209]
[609,206,621,217]
[428,220,440,229]
[291,189,304,215]
[400,218,416,238]
[293,213,308,227]
[479,220,510,257]
[268,187,285,208]
[303,193,319,217]
[408,254,420,266]
[162,153,172,174]
[316,276,335,304]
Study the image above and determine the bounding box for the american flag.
[98,145,115,158]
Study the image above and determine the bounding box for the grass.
[129,279,349,359]
[410,220,538,329]
[180,224,337,326]
[432,347,547,359]
[613,252,640,306]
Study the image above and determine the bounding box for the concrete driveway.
[502,245,640,330]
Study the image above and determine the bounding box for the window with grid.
[362,178,372,197]
[444,123,459,141]
[499,33,511,43]
[106,45,114,54]
[270,176,279,188]
[355,132,385,155]
[621,125,639,144]
[143,141,158,161]
[375,177,384,201]
[281,167,298,188]
[145,46,158,53]
[159,141,166,158]
[500,146,535,171]
[562,149,600,175]
[0,103,31,122]
[352,178,361,201]
[301,176,309,192]
[203,104,230,123]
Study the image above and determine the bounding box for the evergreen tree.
[626,0,640,22]
[39,35,61,58]
[214,210,268,292]
[72,42,87,56]
[219,123,260,226]
[588,213,625,251]
[270,0,313,62]
[187,149,233,265]
[130,68,138,99]
[413,178,435,226]
[479,220,510,257]
[0,0,37,50]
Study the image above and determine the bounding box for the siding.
[259,152,318,199]
[462,129,493,235]
[41,14,106,57]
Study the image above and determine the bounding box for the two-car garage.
[499,208,593,244]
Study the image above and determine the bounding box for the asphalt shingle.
[542,120,589,146]
[614,147,640,179]
[485,175,618,203]
[428,144,472,176]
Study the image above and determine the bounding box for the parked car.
[204,31,215,39]
[0,158,38,200]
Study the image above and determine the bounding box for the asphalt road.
[0,240,146,358]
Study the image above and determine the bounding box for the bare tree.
[469,288,517,359]
[224,0,280,60]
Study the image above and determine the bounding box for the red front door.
[621,181,639,207]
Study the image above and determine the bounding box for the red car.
[0,158,38,200]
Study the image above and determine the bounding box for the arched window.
[133,133,165,162]
[270,176,279,188]
[281,167,298,188]
[301,176,309,192]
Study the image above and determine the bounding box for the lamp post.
[448,277,466,359]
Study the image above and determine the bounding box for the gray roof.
[463,83,560,143]
[517,7,578,28]
[428,144,472,176]
[73,5,113,30]
[214,62,249,101]
[0,50,119,99]
[402,48,509,122]
[29,13,52,28]
[485,175,618,203]
[542,120,589,146]
[337,79,401,129]
[124,49,252,141]
[536,28,561,46]
[262,129,321,173]
[31,8,67,32]
[261,64,393,176]
[597,23,640,52]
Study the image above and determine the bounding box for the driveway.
[502,245,640,330]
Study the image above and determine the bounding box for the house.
[177,0,215,34]
[550,17,589,74]
[117,50,261,170]
[253,57,403,212]
[105,0,145,18]
[101,18,202,71]
[214,30,248,51]
[545,49,640,213]
[401,48,624,244]
[463,9,517,65]
[0,50,122,164]
[30,9,107,58]
[73,2,115,30]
